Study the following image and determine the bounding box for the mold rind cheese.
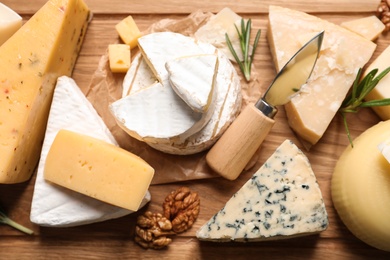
[0,3,22,46]
[197,140,328,242]
[0,0,90,183]
[44,129,154,212]
[267,5,376,148]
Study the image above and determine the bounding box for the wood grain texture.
[1,0,390,259]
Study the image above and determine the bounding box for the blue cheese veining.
[196,139,328,242]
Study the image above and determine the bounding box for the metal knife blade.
[255,30,324,118]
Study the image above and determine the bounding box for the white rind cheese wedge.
[332,121,390,252]
[166,54,218,113]
[378,139,390,164]
[113,32,241,155]
[30,76,150,227]
[0,3,22,46]
[267,5,376,148]
[363,45,390,120]
[197,139,328,242]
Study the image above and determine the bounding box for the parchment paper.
[83,10,262,184]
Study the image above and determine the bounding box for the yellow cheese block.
[363,45,390,120]
[108,44,131,73]
[0,0,90,183]
[44,129,154,211]
[267,5,376,148]
[115,15,141,49]
[332,120,390,252]
[341,16,385,41]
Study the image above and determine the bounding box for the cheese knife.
[206,30,324,180]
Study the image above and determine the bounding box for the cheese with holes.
[30,76,150,227]
[0,3,22,46]
[45,129,154,212]
[166,54,218,113]
[0,0,90,183]
[363,45,390,120]
[197,139,328,242]
[341,16,385,41]
[115,15,141,49]
[108,44,131,73]
[111,32,241,154]
[332,120,390,252]
[267,5,376,149]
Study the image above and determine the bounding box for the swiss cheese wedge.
[267,5,376,148]
[0,0,90,183]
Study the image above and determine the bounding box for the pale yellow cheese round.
[332,120,390,252]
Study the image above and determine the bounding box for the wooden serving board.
[1,0,390,259]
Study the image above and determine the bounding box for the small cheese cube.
[341,16,385,41]
[0,3,22,46]
[364,45,390,120]
[108,44,131,73]
[115,15,141,49]
[44,129,154,211]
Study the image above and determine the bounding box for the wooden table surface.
[1,0,390,259]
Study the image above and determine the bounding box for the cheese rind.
[378,139,390,164]
[341,16,385,41]
[0,3,22,46]
[30,76,150,227]
[0,0,90,183]
[363,45,390,120]
[267,5,376,148]
[44,129,154,212]
[197,139,328,242]
[332,120,390,252]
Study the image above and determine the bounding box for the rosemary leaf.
[0,206,34,235]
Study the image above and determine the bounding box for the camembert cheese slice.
[197,139,328,241]
[166,54,218,113]
[44,129,154,212]
[267,5,376,148]
[0,3,22,46]
[0,0,90,183]
[30,76,150,227]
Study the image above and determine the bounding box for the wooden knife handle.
[206,103,275,180]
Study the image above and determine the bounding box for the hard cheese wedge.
[341,16,385,41]
[44,129,154,212]
[363,45,390,120]
[197,139,328,242]
[0,0,90,183]
[332,121,390,252]
[166,54,218,113]
[0,3,22,45]
[267,5,376,148]
[30,76,150,227]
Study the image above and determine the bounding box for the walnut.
[134,211,175,250]
[377,0,390,32]
[162,186,200,233]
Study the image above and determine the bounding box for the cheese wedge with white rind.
[378,139,390,164]
[267,5,376,148]
[166,54,218,113]
[0,0,90,183]
[197,139,328,241]
[122,53,157,98]
[341,16,385,41]
[30,76,150,227]
[0,3,22,46]
[363,45,390,120]
[332,120,390,252]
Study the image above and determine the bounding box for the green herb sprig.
[0,205,34,235]
[226,18,261,82]
[339,66,390,147]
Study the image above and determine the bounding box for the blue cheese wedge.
[166,54,218,113]
[196,139,328,241]
[30,76,150,227]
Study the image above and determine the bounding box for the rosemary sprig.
[339,66,390,147]
[0,205,34,235]
[226,18,261,82]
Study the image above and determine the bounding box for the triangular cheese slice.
[30,76,150,227]
[197,139,328,242]
[267,5,376,149]
[166,54,218,113]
